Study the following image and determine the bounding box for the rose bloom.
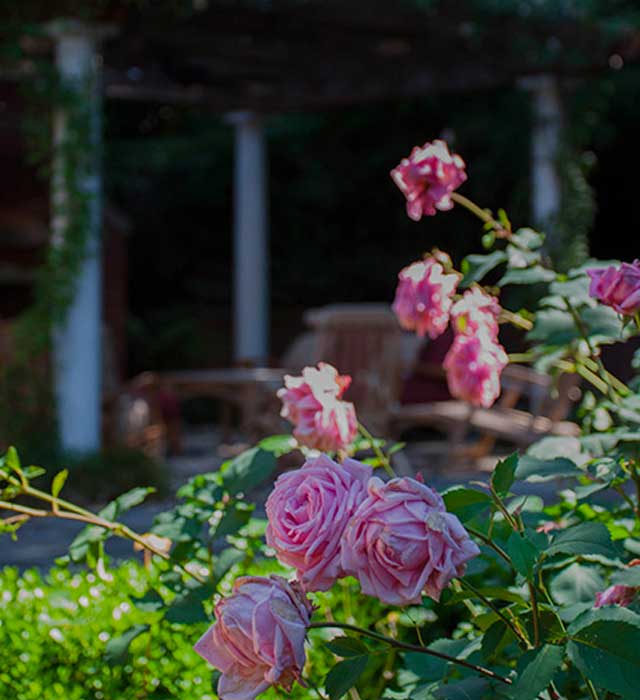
[266,455,370,591]
[443,331,508,408]
[392,258,459,338]
[278,363,357,452]
[391,140,467,221]
[450,287,501,338]
[194,575,313,700]
[587,260,640,316]
[594,584,638,608]
[341,476,479,606]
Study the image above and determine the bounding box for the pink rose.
[443,331,508,408]
[390,140,467,221]
[278,363,358,452]
[341,476,480,606]
[392,259,460,339]
[587,260,640,316]
[450,287,501,338]
[266,455,370,591]
[594,584,638,608]
[194,575,313,700]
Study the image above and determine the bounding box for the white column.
[525,75,564,230]
[47,20,113,453]
[228,111,269,365]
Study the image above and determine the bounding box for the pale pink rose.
[266,455,370,591]
[341,476,480,606]
[194,575,313,700]
[450,287,501,338]
[392,259,459,338]
[587,260,640,316]
[594,584,638,608]
[391,140,467,221]
[278,363,357,452]
[443,331,508,408]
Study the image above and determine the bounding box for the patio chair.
[391,364,581,458]
[303,303,404,433]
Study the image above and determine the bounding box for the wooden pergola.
[6,1,639,452]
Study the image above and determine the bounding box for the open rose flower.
[341,476,479,606]
[594,584,638,608]
[587,260,640,316]
[194,575,313,700]
[266,455,370,591]
[443,331,508,408]
[450,287,501,338]
[391,140,467,221]
[278,363,357,452]
[392,258,459,338]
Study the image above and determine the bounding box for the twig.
[357,423,396,478]
[308,621,512,685]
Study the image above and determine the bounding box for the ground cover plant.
[2,139,640,699]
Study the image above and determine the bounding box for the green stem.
[563,296,620,404]
[528,582,540,648]
[0,488,206,584]
[465,526,512,566]
[357,423,396,478]
[308,621,511,685]
[585,678,600,700]
[458,578,530,648]
[451,193,504,232]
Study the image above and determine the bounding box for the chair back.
[304,304,402,431]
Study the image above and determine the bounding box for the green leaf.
[210,501,254,539]
[164,583,215,624]
[220,447,276,495]
[433,678,490,699]
[23,465,46,480]
[99,486,155,520]
[104,624,149,666]
[512,228,545,250]
[5,446,21,474]
[491,453,518,497]
[212,547,244,584]
[568,607,640,699]
[404,639,468,681]
[460,251,507,288]
[508,644,565,700]
[258,434,298,457]
[51,469,68,498]
[506,531,539,579]
[515,456,582,482]
[133,589,165,612]
[611,567,640,586]
[325,655,368,699]
[499,266,556,287]
[326,636,368,658]
[442,487,491,523]
[545,522,618,560]
[550,563,605,606]
[481,619,510,661]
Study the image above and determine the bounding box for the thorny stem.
[0,483,206,584]
[458,578,531,648]
[357,423,396,478]
[308,621,512,685]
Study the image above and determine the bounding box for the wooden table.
[158,367,287,439]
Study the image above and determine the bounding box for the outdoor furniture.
[304,304,403,433]
[391,364,581,457]
[158,367,286,441]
